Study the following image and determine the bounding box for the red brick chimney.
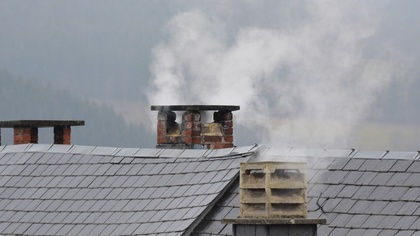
[0,120,84,145]
[151,105,239,149]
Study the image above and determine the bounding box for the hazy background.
[1,1,420,151]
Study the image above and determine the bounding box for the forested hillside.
[0,71,154,147]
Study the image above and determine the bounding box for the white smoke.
[147,1,396,148]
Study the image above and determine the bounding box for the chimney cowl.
[239,161,308,218]
[151,105,239,149]
[222,161,326,236]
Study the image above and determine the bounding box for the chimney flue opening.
[151,105,239,149]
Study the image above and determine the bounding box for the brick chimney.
[151,105,239,149]
[0,120,85,145]
[223,161,326,236]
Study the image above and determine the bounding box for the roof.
[192,147,420,236]
[0,144,256,235]
[1,144,420,235]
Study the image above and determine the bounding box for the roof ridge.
[0,143,260,159]
[1,144,419,160]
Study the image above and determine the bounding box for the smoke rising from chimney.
[147,1,396,148]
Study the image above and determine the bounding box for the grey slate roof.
[192,147,420,236]
[0,144,255,235]
[2,144,420,236]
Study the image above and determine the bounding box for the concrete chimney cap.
[0,120,85,128]
[151,105,240,112]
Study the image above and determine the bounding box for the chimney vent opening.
[151,105,239,149]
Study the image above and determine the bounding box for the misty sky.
[1,1,420,150]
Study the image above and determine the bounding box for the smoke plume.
[147,1,396,148]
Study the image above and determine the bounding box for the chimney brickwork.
[54,126,71,145]
[152,105,239,149]
[0,120,84,145]
[14,127,38,144]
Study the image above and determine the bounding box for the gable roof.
[0,144,256,235]
[2,144,420,236]
[191,147,420,236]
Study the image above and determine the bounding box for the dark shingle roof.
[193,147,420,236]
[0,144,255,235]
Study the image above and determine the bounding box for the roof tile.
[395,231,415,236]
[311,157,335,170]
[367,186,392,200]
[369,172,394,186]
[407,162,420,172]
[404,173,420,187]
[352,186,376,200]
[323,184,345,198]
[333,198,357,213]
[394,216,418,230]
[396,202,420,216]
[409,219,420,230]
[329,213,352,227]
[390,160,413,172]
[328,158,350,170]
[387,187,409,201]
[313,171,347,184]
[349,200,371,214]
[401,188,420,201]
[381,201,406,215]
[345,214,369,228]
[321,198,342,212]
[343,158,365,170]
[361,215,385,228]
[362,229,382,235]
[356,172,378,185]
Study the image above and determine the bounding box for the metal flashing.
[206,147,235,158]
[47,145,73,153]
[90,146,118,156]
[25,144,53,153]
[1,144,31,153]
[352,150,387,159]
[69,145,96,154]
[134,148,163,157]
[114,148,141,156]
[384,151,418,160]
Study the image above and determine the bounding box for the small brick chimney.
[0,120,85,145]
[223,161,326,236]
[151,105,239,149]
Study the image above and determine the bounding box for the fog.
[1,1,420,150]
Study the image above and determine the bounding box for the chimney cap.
[0,120,85,128]
[151,105,240,112]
